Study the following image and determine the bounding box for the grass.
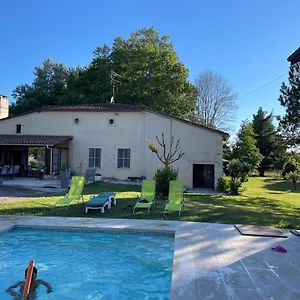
[0,178,299,228]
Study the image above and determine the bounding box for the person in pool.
[6,267,52,299]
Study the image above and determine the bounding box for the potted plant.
[95,173,102,181]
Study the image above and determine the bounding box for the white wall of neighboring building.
[0,96,9,120]
[0,109,224,188]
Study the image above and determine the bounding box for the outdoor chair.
[85,192,116,213]
[163,180,184,217]
[12,165,20,175]
[85,168,96,184]
[54,176,85,208]
[133,179,156,214]
[0,166,9,176]
[0,165,15,179]
[36,164,46,180]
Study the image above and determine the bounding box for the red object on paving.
[271,245,287,253]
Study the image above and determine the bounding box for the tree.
[109,28,197,117]
[282,154,300,177]
[11,59,70,115]
[227,159,251,194]
[223,141,232,175]
[148,133,184,168]
[287,171,300,191]
[278,63,300,147]
[252,107,287,176]
[10,28,198,118]
[195,71,237,131]
[232,122,263,172]
[62,45,112,104]
[148,133,184,195]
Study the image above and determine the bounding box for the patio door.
[52,148,69,174]
[193,164,215,189]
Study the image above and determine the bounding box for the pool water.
[0,228,174,300]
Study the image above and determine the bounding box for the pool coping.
[0,216,299,300]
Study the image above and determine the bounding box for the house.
[287,47,300,65]
[0,95,9,120]
[0,103,228,189]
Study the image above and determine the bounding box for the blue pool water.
[0,228,174,300]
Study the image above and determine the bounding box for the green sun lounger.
[85,192,116,213]
[54,176,85,207]
[133,179,156,214]
[163,180,184,217]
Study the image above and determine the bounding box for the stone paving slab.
[0,216,299,299]
[0,184,65,201]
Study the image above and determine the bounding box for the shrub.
[229,180,241,195]
[227,159,251,195]
[276,220,293,229]
[282,158,300,177]
[154,167,178,196]
[217,177,230,193]
[286,171,300,191]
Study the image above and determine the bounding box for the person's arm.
[37,279,53,293]
[6,281,23,297]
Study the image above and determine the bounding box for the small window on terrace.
[89,148,101,168]
[117,148,130,168]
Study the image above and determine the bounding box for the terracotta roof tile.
[44,103,143,112]
[1,103,229,138]
[0,135,72,146]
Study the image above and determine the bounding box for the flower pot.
[95,175,102,182]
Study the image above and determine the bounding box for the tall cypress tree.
[252,107,286,176]
[278,63,300,147]
[232,122,263,173]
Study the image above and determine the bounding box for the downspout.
[170,119,173,142]
[141,112,145,177]
[46,146,53,175]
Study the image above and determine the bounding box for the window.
[16,124,22,134]
[118,148,130,168]
[89,148,101,168]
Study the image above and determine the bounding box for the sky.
[1,0,299,135]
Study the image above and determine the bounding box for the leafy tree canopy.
[11,59,70,115]
[278,63,300,147]
[10,28,197,118]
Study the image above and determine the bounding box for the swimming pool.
[0,227,174,299]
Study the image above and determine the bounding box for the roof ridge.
[2,103,228,137]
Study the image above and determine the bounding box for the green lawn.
[0,178,299,228]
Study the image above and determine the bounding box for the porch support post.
[46,146,53,175]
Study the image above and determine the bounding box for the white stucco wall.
[0,109,224,188]
[0,111,143,179]
[142,112,223,188]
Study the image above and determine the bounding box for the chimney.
[0,95,9,119]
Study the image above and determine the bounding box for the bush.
[154,167,178,196]
[217,177,230,193]
[227,159,251,195]
[286,171,300,191]
[229,180,241,195]
[282,157,300,177]
[276,220,294,229]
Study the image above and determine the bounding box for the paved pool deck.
[0,216,299,299]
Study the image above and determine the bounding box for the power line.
[240,72,288,99]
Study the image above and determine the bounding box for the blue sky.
[1,0,299,134]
